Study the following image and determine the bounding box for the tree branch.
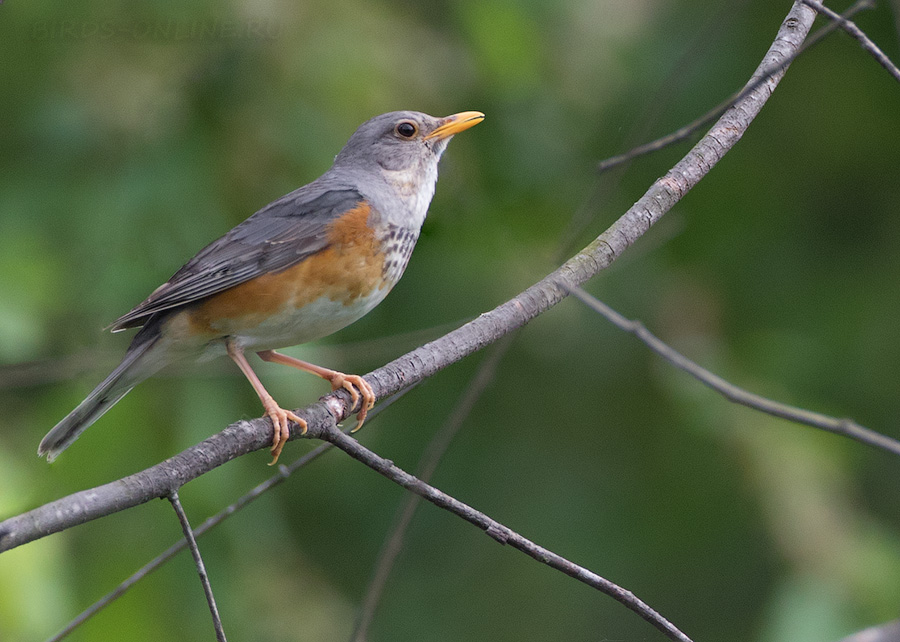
[595,0,873,173]
[0,1,818,555]
[800,0,900,83]
[311,419,693,642]
[351,340,511,641]
[569,286,900,457]
[168,491,227,642]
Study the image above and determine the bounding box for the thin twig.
[596,0,875,173]
[44,451,324,642]
[351,339,511,641]
[800,0,900,82]
[43,386,416,642]
[556,0,751,257]
[168,491,227,642]
[0,323,461,390]
[317,421,693,642]
[569,286,900,457]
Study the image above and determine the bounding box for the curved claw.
[329,373,376,432]
[253,352,376,437]
[262,402,306,466]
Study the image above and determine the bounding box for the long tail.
[38,332,163,462]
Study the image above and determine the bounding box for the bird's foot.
[326,372,375,432]
[261,399,306,465]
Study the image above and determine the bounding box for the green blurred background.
[2,1,900,640]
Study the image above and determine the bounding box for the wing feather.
[111,186,366,331]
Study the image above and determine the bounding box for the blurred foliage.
[2,0,900,640]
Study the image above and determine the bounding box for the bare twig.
[314,420,693,642]
[350,5,801,627]
[168,491,227,642]
[351,339,511,641]
[596,0,874,173]
[0,323,461,391]
[556,0,751,257]
[45,450,329,642]
[349,13,756,627]
[569,287,900,457]
[53,384,692,642]
[351,19,737,613]
[801,0,900,82]
[0,350,117,390]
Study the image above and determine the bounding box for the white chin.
[432,137,451,159]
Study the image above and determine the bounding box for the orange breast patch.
[182,202,387,336]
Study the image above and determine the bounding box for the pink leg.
[257,350,375,432]
[226,340,305,465]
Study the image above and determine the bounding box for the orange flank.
[182,202,387,336]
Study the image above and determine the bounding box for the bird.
[38,110,484,464]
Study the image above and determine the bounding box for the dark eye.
[395,121,418,139]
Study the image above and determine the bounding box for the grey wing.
[110,187,366,331]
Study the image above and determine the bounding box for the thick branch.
[0,2,816,554]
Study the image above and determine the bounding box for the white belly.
[231,285,392,352]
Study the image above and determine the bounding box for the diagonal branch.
[351,340,512,641]
[800,0,900,83]
[595,0,874,173]
[569,287,900,456]
[0,0,818,555]
[168,491,227,642]
[311,419,692,642]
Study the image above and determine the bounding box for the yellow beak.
[424,111,485,140]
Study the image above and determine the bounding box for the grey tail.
[38,332,162,462]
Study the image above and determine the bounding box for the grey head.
[329,110,484,228]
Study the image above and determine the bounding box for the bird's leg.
[226,340,305,465]
[257,350,375,432]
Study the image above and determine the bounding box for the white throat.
[379,161,439,230]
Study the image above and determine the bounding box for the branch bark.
[596,0,873,172]
[312,420,693,642]
[800,0,900,83]
[168,491,227,642]
[570,286,900,456]
[2,2,816,557]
